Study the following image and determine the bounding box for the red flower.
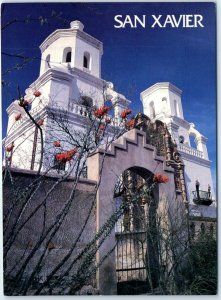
[15,113,22,121]
[56,148,78,163]
[6,143,14,152]
[94,106,110,118]
[153,173,169,184]
[34,91,41,97]
[37,119,44,126]
[55,153,66,163]
[53,141,61,147]
[120,108,132,119]
[66,148,78,161]
[125,119,135,129]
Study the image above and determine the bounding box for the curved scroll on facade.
[133,113,188,204]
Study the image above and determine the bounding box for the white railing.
[69,102,91,118]
[69,102,119,126]
[178,143,203,158]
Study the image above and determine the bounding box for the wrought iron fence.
[115,221,149,294]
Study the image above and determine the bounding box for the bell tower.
[140,82,189,146]
[24,20,105,111]
[39,20,103,78]
[140,82,215,203]
[140,82,184,121]
[5,20,131,172]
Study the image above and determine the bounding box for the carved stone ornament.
[133,113,188,203]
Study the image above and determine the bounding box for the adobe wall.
[3,168,97,290]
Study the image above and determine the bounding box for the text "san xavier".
[114,15,204,28]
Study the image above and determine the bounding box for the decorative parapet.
[39,22,103,54]
[140,82,182,101]
[177,143,203,158]
[69,102,91,118]
[68,102,119,126]
[89,128,173,172]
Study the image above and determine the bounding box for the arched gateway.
[87,114,188,295]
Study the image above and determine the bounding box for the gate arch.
[87,128,185,295]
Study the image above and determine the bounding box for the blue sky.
[1,2,216,187]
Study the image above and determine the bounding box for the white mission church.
[4,20,215,206]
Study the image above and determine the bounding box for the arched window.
[149,101,156,119]
[62,47,72,63]
[66,51,72,63]
[179,135,185,144]
[80,96,93,107]
[83,56,88,68]
[83,52,91,69]
[189,134,197,149]
[45,54,50,71]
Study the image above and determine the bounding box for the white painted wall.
[74,37,101,77]
[168,90,184,119]
[40,36,76,75]
[8,126,36,170]
[71,76,104,107]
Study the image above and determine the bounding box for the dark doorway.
[117,280,150,295]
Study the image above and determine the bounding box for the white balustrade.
[178,143,203,158]
[69,102,120,123]
[69,103,90,117]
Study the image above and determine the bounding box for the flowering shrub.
[94,106,110,118]
[6,143,14,152]
[120,108,132,119]
[37,119,44,126]
[125,119,135,129]
[153,173,169,183]
[15,113,22,121]
[34,91,41,97]
[53,141,61,147]
[55,148,78,163]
